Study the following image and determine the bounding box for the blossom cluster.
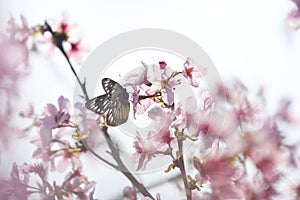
[124,61,300,199]
[0,15,96,199]
[5,95,98,199]
[124,59,207,172]
[0,15,31,148]
[1,7,300,200]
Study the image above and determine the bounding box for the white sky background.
[1,0,300,110]
[1,0,300,199]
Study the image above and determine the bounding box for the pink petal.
[57,96,70,111]
[44,104,57,116]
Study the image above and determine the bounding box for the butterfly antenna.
[141,61,147,66]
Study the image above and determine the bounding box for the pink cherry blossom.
[131,84,161,118]
[161,77,176,106]
[155,118,175,145]
[0,24,30,148]
[158,61,167,69]
[31,127,85,172]
[123,185,138,200]
[274,98,299,124]
[37,12,87,64]
[287,0,300,29]
[173,97,200,136]
[159,66,179,106]
[63,170,96,199]
[0,163,30,200]
[194,146,236,185]
[7,15,31,44]
[74,102,101,149]
[19,104,34,118]
[31,129,55,167]
[182,57,206,87]
[124,63,151,88]
[193,146,242,199]
[66,39,89,64]
[131,87,141,119]
[171,96,212,138]
[51,141,82,172]
[133,132,161,170]
[47,11,76,34]
[40,96,71,129]
[148,107,176,144]
[201,89,213,111]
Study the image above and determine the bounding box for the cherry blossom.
[40,96,71,130]
[0,163,31,200]
[148,107,177,144]
[124,63,151,88]
[0,162,96,200]
[123,185,138,200]
[182,58,206,87]
[67,39,89,64]
[2,11,300,200]
[133,132,162,170]
[193,147,243,199]
[287,0,300,29]
[160,72,177,106]
[73,102,101,148]
[131,84,161,118]
[50,140,83,172]
[7,15,31,44]
[0,16,31,148]
[158,61,167,69]
[19,104,34,118]
[34,12,88,64]
[63,170,96,200]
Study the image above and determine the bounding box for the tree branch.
[176,129,192,200]
[101,126,155,200]
[47,21,155,199]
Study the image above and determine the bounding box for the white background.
[1,0,300,199]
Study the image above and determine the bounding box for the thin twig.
[57,47,89,101]
[176,130,192,200]
[44,21,89,101]
[48,21,155,199]
[81,139,117,169]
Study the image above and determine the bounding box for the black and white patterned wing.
[86,78,130,126]
[106,96,130,126]
[106,81,130,126]
[102,78,118,94]
[85,94,111,114]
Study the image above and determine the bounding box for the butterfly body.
[85,78,130,126]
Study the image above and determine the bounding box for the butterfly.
[85,78,130,126]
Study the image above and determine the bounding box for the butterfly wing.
[86,78,130,126]
[102,78,118,94]
[85,94,111,114]
[106,94,130,126]
[106,80,130,126]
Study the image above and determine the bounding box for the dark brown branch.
[176,129,192,200]
[44,21,89,101]
[101,126,155,200]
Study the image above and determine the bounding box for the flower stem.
[176,129,192,200]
